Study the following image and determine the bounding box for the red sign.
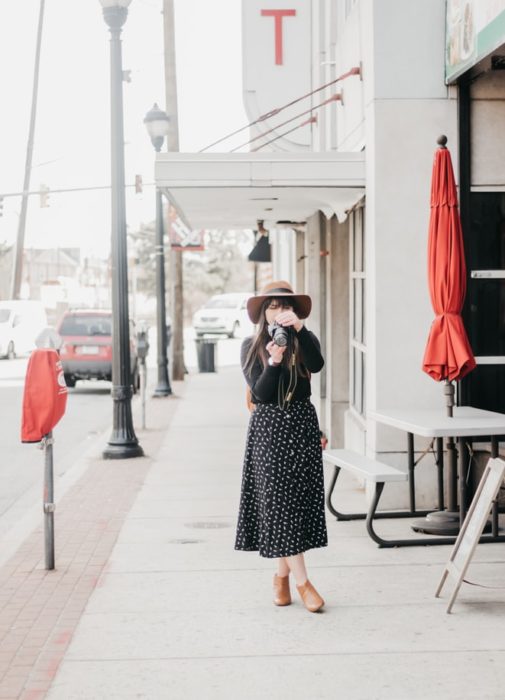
[168,204,205,251]
[261,9,296,65]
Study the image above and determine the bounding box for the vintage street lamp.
[100,0,143,458]
[144,103,172,396]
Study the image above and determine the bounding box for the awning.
[154,152,365,229]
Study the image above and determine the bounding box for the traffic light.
[135,174,143,194]
[0,196,3,217]
[39,184,50,208]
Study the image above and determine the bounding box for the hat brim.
[246,293,312,324]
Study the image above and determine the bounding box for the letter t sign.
[260,9,296,65]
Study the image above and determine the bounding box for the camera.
[268,322,291,347]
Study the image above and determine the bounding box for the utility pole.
[163,0,185,380]
[11,0,45,299]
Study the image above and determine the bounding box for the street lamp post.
[144,103,172,397]
[100,0,143,459]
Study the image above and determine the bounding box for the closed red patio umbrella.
[422,135,476,386]
[414,136,476,536]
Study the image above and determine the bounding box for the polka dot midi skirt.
[235,399,328,559]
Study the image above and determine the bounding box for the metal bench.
[323,448,451,548]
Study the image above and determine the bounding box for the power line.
[0,182,156,199]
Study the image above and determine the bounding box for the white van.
[0,300,48,359]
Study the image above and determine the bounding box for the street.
[0,356,114,542]
[0,329,245,545]
[166,326,245,372]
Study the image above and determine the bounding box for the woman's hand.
[275,310,303,332]
[266,340,286,365]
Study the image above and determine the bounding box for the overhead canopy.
[154,152,365,230]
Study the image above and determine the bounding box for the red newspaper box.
[21,349,68,443]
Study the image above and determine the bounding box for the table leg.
[447,436,458,513]
[436,437,444,511]
[492,436,499,537]
[412,436,460,536]
[407,432,415,512]
[458,437,467,527]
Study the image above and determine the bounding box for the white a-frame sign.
[435,457,505,614]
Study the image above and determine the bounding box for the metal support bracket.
[326,466,456,548]
[326,465,505,548]
[326,465,431,522]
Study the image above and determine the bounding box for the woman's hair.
[243,297,309,378]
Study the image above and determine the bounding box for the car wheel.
[6,341,15,360]
[64,374,76,388]
[228,322,239,339]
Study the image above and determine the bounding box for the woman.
[235,281,328,613]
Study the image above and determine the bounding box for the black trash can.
[195,338,217,372]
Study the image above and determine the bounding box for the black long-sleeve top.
[241,326,324,404]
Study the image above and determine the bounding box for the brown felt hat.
[246,280,312,324]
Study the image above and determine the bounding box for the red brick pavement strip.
[0,384,184,699]
[0,458,150,699]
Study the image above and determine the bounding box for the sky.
[0,0,247,257]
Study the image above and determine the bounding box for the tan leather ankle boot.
[296,580,325,612]
[273,574,292,606]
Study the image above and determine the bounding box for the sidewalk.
[2,366,505,699]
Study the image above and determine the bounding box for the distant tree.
[128,225,255,325]
[183,229,254,324]
[0,242,12,299]
[128,222,156,297]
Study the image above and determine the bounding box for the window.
[350,206,366,416]
[59,314,112,336]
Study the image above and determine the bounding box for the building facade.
[155,0,505,508]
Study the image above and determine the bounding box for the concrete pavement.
[2,365,505,698]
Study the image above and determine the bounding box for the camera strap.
[278,351,298,410]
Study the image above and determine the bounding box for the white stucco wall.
[336,0,457,507]
[269,227,297,281]
[365,0,454,443]
[242,0,314,151]
[244,0,477,508]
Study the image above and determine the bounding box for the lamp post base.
[103,441,144,460]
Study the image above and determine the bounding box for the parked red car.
[57,310,139,390]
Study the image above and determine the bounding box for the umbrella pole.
[444,380,458,512]
[444,378,454,418]
[412,380,460,535]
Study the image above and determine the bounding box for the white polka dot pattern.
[235,399,328,558]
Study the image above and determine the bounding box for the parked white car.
[0,300,48,359]
[192,293,253,338]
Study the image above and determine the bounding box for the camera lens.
[274,328,288,346]
[268,323,289,347]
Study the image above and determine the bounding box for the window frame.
[349,205,366,421]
